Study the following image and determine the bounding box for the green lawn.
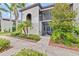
[0,32,10,35]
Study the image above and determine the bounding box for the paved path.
[0,36,79,56]
[0,36,36,56]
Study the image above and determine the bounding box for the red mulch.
[49,40,79,51]
[0,46,12,53]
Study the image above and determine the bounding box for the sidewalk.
[0,36,79,56]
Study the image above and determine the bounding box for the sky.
[0,3,53,20]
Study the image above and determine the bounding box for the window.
[42,11,51,20]
[12,22,16,32]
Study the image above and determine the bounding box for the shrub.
[50,31,60,42]
[64,33,76,43]
[74,38,79,44]
[51,32,79,46]
[18,34,27,38]
[63,38,72,46]
[10,32,40,41]
[11,32,21,36]
[15,48,46,56]
[50,30,64,43]
[50,4,78,47]
[0,38,10,49]
[74,27,79,35]
[26,34,40,41]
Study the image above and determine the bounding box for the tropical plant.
[17,20,32,35]
[4,3,26,31]
[4,3,12,20]
[0,38,10,50]
[50,3,77,46]
[10,3,26,21]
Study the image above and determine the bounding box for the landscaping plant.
[26,34,40,41]
[0,38,10,51]
[17,20,32,35]
[11,32,21,36]
[11,32,40,41]
[49,3,79,46]
[4,3,26,31]
[12,20,40,41]
[15,48,46,56]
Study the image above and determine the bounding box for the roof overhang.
[19,3,54,12]
[19,3,42,12]
[40,7,54,12]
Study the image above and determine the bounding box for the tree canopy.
[50,4,79,46]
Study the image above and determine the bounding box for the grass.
[15,48,47,56]
[0,32,10,35]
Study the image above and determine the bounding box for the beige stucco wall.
[1,20,13,32]
[22,6,40,35]
[73,3,79,22]
[72,3,79,27]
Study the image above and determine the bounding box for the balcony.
[39,12,52,21]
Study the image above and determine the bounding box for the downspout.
[0,4,1,31]
[10,11,12,32]
[39,10,40,35]
[21,12,22,23]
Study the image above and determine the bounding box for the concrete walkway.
[0,36,36,56]
[0,36,79,56]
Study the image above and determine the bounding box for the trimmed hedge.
[26,34,40,41]
[11,32,40,41]
[15,48,46,56]
[11,32,21,36]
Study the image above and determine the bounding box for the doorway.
[42,22,52,35]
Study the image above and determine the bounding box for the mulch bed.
[49,40,79,52]
[0,46,12,53]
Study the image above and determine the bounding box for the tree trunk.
[14,9,19,21]
[14,9,19,31]
[10,11,12,32]
[23,28,26,35]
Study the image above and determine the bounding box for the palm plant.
[4,3,12,20]
[10,3,26,21]
[4,3,26,31]
[0,8,8,19]
[17,20,31,35]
